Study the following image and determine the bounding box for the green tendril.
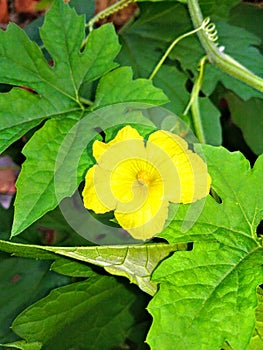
[149,16,217,81]
[80,0,134,51]
[183,55,207,143]
[88,0,134,33]
[188,0,263,93]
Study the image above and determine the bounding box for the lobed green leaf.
[93,66,168,108]
[147,146,263,350]
[0,0,168,237]
[11,118,79,236]
[0,3,120,153]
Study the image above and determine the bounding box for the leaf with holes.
[0,2,120,154]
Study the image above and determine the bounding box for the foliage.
[0,0,262,349]
[148,146,263,349]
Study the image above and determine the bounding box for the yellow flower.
[82,125,211,240]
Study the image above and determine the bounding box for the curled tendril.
[201,17,219,46]
[96,0,133,20]
[87,0,134,32]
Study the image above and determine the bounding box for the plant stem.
[149,25,205,81]
[79,96,94,106]
[184,55,207,143]
[187,0,263,93]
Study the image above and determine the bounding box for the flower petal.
[82,166,112,214]
[110,158,160,204]
[93,125,143,162]
[148,130,188,158]
[177,151,211,203]
[115,187,168,241]
[85,139,150,213]
[147,130,211,203]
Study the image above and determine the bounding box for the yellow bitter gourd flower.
[82,125,211,240]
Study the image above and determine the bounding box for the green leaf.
[151,66,189,116]
[146,146,263,350]
[147,242,263,350]
[198,0,241,19]
[39,0,112,89]
[11,277,150,350]
[50,258,95,278]
[248,287,263,350]
[229,2,263,42]
[225,92,263,155]
[0,341,42,350]
[0,90,47,155]
[0,255,69,344]
[69,0,95,19]
[199,97,222,146]
[11,118,79,236]
[0,0,121,154]
[0,240,181,295]
[135,0,240,19]
[93,66,169,108]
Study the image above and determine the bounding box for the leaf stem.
[149,24,206,81]
[79,97,94,106]
[187,0,263,93]
[184,55,207,143]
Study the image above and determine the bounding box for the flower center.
[136,170,152,185]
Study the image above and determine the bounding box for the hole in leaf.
[209,187,222,204]
[219,98,257,165]
[0,83,13,93]
[199,90,205,97]
[185,77,193,93]
[256,220,263,238]
[187,242,194,251]
[94,127,106,141]
[18,86,38,95]
[118,337,142,350]
[186,69,194,79]
[150,236,167,244]
[167,58,184,72]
